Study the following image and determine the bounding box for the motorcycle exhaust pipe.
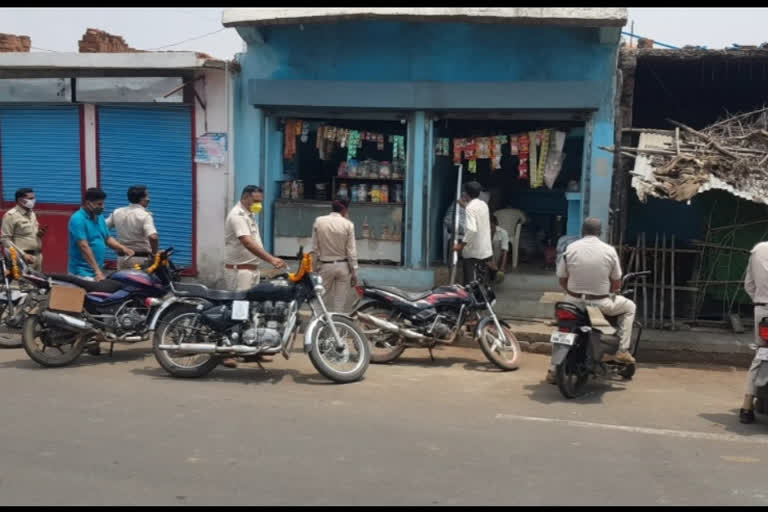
[157,343,261,354]
[356,312,426,340]
[41,310,94,332]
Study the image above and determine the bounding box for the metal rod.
[448,164,463,285]
[633,235,641,305]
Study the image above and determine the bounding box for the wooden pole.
[660,233,667,330]
[633,235,641,305]
[641,232,648,327]
[671,234,676,331]
[652,233,659,329]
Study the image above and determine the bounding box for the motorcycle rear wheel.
[21,314,86,367]
[477,323,521,371]
[309,316,370,383]
[556,357,589,399]
[153,306,219,379]
[355,302,406,364]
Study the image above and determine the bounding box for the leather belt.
[320,259,347,264]
[24,250,39,255]
[129,251,152,258]
[568,291,609,300]
[756,303,768,307]
[226,263,259,271]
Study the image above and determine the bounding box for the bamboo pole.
[671,234,676,331]
[652,233,659,329]
[660,233,667,330]
[641,232,648,327]
[633,234,641,305]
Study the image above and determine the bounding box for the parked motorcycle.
[0,247,34,348]
[353,262,521,370]
[151,248,371,383]
[550,270,649,398]
[750,318,768,416]
[20,248,179,367]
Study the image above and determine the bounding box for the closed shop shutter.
[0,105,82,204]
[97,105,194,267]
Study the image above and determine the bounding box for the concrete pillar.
[405,111,426,268]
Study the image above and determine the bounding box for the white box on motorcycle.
[48,286,86,313]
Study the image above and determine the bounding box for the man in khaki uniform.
[312,198,358,312]
[546,217,636,383]
[106,185,158,270]
[738,240,768,424]
[1,188,47,272]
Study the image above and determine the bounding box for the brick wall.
[0,33,31,52]
[78,28,141,53]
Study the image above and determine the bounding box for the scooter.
[751,318,768,415]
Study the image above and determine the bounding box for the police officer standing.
[106,185,158,270]
[312,198,358,312]
[739,240,768,424]
[1,188,47,271]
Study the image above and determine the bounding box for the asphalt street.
[1,342,767,506]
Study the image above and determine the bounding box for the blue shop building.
[224,8,627,288]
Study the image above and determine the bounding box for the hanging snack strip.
[347,130,361,161]
[528,131,540,188]
[453,138,466,164]
[518,134,530,181]
[464,138,477,173]
[491,135,507,170]
[533,128,551,188]
[284,119,298,160]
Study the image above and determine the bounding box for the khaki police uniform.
[1,206,42,271]
[555,235,636,359]
[224,202,262,291]
[312,212,358,312]
[106,204,157,270]
[744,242,768,396]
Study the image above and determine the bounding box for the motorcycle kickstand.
[256,360,270,374]
[428,346,435,363]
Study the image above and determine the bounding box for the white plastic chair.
[493,208,527,269]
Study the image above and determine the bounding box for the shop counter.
[273,199,404,264]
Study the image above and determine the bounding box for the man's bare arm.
[148,233,159,254]
[106,236,134,257]
[238,235,285,268]
[77,240,103,278]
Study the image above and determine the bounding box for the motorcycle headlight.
[310,274,325,295]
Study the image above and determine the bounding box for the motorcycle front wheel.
[355,302,406,364]
[21,314,86,367]
[153,305,219,379]
[0,304,22,348]
[477,323,521,371]
[309,316,370,383]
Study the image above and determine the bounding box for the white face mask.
[21,199,35,210]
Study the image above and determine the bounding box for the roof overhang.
[223,8,628,29]
[0,52,226,79]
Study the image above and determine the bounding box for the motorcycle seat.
[173,282,247,301]
[377,286,433,302]
[47,274,123,294]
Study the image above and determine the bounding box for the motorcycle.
[750,317,768,416]
[0,246,35,348]
[550,270,649,398]
[151,248,371,383]
[20,248,179,367]
[353,261,521,370]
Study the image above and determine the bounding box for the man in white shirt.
[453,181,493,285]
[106,185,158,270]
[546,217,636,383]
[739,241,768,424]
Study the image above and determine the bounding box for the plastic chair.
[493,208,526,269]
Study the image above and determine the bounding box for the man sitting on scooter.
[545,217,637,384]
[739,240,768,424]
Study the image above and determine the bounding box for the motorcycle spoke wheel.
[0,304,21,348]
[316,323,365,374]
[355,303,405,364]
[160,313,214,369]
[21,315,85,367]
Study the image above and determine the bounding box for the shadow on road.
[130,365,339,387]
[523,379,627,405]
[698,410,768,436]
[380,352,514,373]
[0,346,153,370]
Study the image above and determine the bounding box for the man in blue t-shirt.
[68,188,134,281]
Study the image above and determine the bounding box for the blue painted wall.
[233,20,620,282]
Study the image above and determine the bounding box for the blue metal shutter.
[0,105,81,204]
[97,105,193,266]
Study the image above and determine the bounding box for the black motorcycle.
[151,248,371,383]
[19,248,180,367]
[353,262,521,370]
[550,271,649,398]
[0,247,35,348]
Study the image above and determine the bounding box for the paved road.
[1,342,767,506]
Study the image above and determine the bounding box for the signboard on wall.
[194,132,227,166]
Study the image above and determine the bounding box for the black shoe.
[86,345,101,356]
[739,408,755,424]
